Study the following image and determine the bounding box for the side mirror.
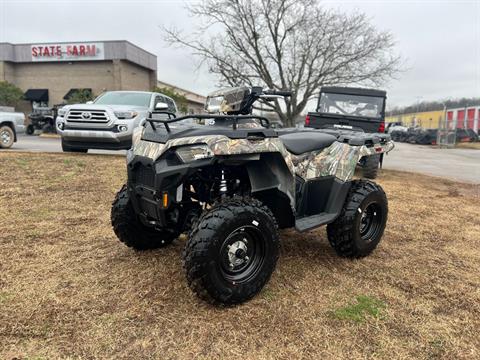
[86,101,94,105]
[155,102,169,110]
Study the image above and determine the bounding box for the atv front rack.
[146,112,270,132]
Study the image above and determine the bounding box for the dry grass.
[456,142,480,150]
[1,152,479,359]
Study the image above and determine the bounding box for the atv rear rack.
[146,112,270,132]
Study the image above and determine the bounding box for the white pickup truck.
[0,109,26,149]
[56,91,177,152]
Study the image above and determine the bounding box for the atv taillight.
[305,114,310,126]
[378,122,385,133]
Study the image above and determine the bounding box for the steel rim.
[359,203,383,243]
[219,225,265,283]
[1,130,11,145]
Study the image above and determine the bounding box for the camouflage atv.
[111,86,394,305]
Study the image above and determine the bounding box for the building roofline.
[0,40,157,58]
[156,80,206,99]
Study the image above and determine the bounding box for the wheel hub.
[359,203,381,242]
[1,130,11,144]
[227,239,249,268]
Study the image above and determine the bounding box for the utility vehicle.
[26,106,58,135]
[306,87,388,179]
[111,86,394,305]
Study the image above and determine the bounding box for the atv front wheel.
[111,185,178,250]
[184,197,279,305]
[327,180,388,258]
[361,154,380,179]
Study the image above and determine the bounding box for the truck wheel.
[26,124,35,135]
[327,180,388,258]
[184,197,279,305]
[361,154,380,179]
[61,140,88,153]
[111,184,178,250]
[0,125,14,149]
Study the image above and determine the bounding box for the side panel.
[245,152,295,209]
[293,141,388,182]
[295,177,351,232]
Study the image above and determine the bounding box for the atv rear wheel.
[111,184,178,250]
[361,154,380,179]
[327,180,387,258]
[184,197,279,305]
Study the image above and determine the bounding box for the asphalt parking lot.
[6,134,125,156]
[4,134,480,183]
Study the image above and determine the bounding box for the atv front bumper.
[127,154,212,227]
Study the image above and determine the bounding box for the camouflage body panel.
[132,129,393,207]
[293,141,394,181]
[133,129,394,182]
[132,132,296,204]
[133,132,294,173]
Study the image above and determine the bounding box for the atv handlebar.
[263,90,292,97]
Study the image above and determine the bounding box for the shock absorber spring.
[219,169,227,194]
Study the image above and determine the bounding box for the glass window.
[165,98,176,113]
[317,93,384,118]
[94,92,152,107]
[154,96,166,107]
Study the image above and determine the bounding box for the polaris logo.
[334,124,353,129]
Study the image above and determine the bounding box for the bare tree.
[165,0,401,127]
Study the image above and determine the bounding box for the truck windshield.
[94,92,151,107]
[317,93,384,118]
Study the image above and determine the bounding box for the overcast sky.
[0,0,478,110]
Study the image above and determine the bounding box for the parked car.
[56,91,177,152]
[0,110,25,149]
[305,86,387,179]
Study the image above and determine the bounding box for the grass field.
[1,152,479,359]
[456,142,480,150]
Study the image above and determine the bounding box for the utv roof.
[320,86,387,98]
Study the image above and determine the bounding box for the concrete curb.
[39,133,61,139]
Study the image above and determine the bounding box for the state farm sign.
[31,42,105,62]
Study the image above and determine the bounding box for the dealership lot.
[6,134,480,183]
[384,142,480,183]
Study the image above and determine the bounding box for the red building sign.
[31,42,104,62]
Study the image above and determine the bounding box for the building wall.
[1,59,155,111]
[386,110,445,129]
[0,61,15,83]
[117,60,156,91]
[6,61,116,106]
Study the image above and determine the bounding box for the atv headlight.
[114,111,138,119]
[176,145,213,163]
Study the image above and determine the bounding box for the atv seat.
[279,132,337,155]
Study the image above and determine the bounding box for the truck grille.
[66,109,109,124]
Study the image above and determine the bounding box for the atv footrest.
[295,213,338,232]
